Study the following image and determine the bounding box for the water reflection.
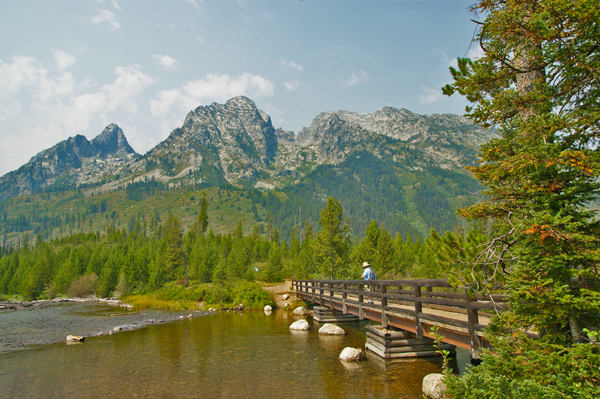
[0,304,469,398]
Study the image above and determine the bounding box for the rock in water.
[289,319,310,330]
[422,373,447,399]
[264,305,272,311]
[293,306,307,315]
[66,335,85,342]
[319,323,346,335]
[339,347,364,362]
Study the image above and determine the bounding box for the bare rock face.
[0,124,139,202]
[339,347,364,362]
[318,323,346,335]
[130,96,277,187]
[289,319,310,330]
[422,373,448,399]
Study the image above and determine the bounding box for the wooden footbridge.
[292,279,510,359]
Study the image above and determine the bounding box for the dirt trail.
[262,280,295,308]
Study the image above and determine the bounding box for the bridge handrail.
[293,278,453,287]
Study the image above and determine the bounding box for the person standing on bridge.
[361,262,377,303]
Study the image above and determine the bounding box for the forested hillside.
[0,196,461,302]
[0,149,480,249]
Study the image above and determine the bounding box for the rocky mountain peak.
[225,95,257,110]
[90,124,136,158]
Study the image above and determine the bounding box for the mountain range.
[0,96,495,203]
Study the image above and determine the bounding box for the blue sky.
[0,0,482,176]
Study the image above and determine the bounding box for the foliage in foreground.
[445,338,600,399]
[441,0,600,396]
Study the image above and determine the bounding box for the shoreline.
[0,299,211,354]
[0,296,133,312]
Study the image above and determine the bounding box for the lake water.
[0,303,470,398]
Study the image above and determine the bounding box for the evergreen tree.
[198,191,209,235]
[313,197,351,279]
[376,225,395,277]
[442,1,600,396]
[162,213,184,281]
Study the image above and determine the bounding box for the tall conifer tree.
[442,0,600,396]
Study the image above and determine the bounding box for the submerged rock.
[422,373,447,399]
[319,323,345,335]
[289,319,310,330]
[339,347,364,362]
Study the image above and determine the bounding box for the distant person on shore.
[361,262,377,303]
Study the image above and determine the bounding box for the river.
[0,303,470,398]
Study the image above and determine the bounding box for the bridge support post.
[465,289,482,361]
[319,282,324,307]
[311,281,315,303]
[358,283,365,320]
[329,282,335,311]
[414,285,424,339]
[342,283,348,314]
[380,283,388,329]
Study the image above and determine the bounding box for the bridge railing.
[292,278,510,357]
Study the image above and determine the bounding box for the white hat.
[362,262,371,268]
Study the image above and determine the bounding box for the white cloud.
[152,54,178,70]
[238,0,248,5]
[111,0,122,10]
[150,73,275,137]
[89,8,121,30]
[146,21,176,29]
[0,56,154,175]
[280,59,303,72]
[448,45,485,68]
[196,36,204,43]
[264,12,275,20]
[418,86,443,103]
[284,80,301,91]
[53,50,76,71]
[185,0,202,9]
[263,102,283,124]
[263,102,282,116]
[340,70,369,87]
[466,45,485,60]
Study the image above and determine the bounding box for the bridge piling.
[414,286,424,339]
[380,283,389,329]
[342,283,348,314]
[358,283,365,320]
[465,289,482,360]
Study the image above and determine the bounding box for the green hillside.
[0,151,480,248]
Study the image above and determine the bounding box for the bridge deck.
[292,279,509,358]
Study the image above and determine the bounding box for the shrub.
[67,273,99,298]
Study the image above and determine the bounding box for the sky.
[0,0,483,177]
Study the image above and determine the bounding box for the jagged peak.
[91,124,136,156]
[225,95,257,110]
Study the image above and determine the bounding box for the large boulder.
[289,319,311,330]
[422,373,447,399]
[293,306,307,315]
[339,347,364,362]
[319,323,346,335]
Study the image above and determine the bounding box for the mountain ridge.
[0,96,497,202]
